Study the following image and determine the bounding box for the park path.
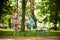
[0,36,60,40]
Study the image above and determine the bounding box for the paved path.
[0,36,60,40]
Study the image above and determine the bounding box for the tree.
[30,0,37,29]
[21,0,27,31]
[34,0,60,30]
[0,0,14,28]
[0,0,9,22]
[48,0,60,30]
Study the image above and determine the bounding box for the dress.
[12,13,18,30]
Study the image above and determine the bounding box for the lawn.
[0,28,60,36]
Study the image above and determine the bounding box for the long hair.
[13,8,18,13]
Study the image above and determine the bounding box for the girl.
[11,8,18,36]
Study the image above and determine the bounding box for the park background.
[0,0,60,36]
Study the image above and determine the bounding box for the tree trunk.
[30,0,37,29]
[8,18,11,28]
[54,20,57,30]
[53,9,58,30]
[21,0,26,31]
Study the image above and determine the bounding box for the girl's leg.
[13,26,16,36]
[12,24,16,36]
[15,24,18,36]
[14,24,18,36]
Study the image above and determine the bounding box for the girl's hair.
[13,8,18,13]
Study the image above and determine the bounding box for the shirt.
[29,18,34,24]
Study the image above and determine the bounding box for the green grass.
[0,29,60,36]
